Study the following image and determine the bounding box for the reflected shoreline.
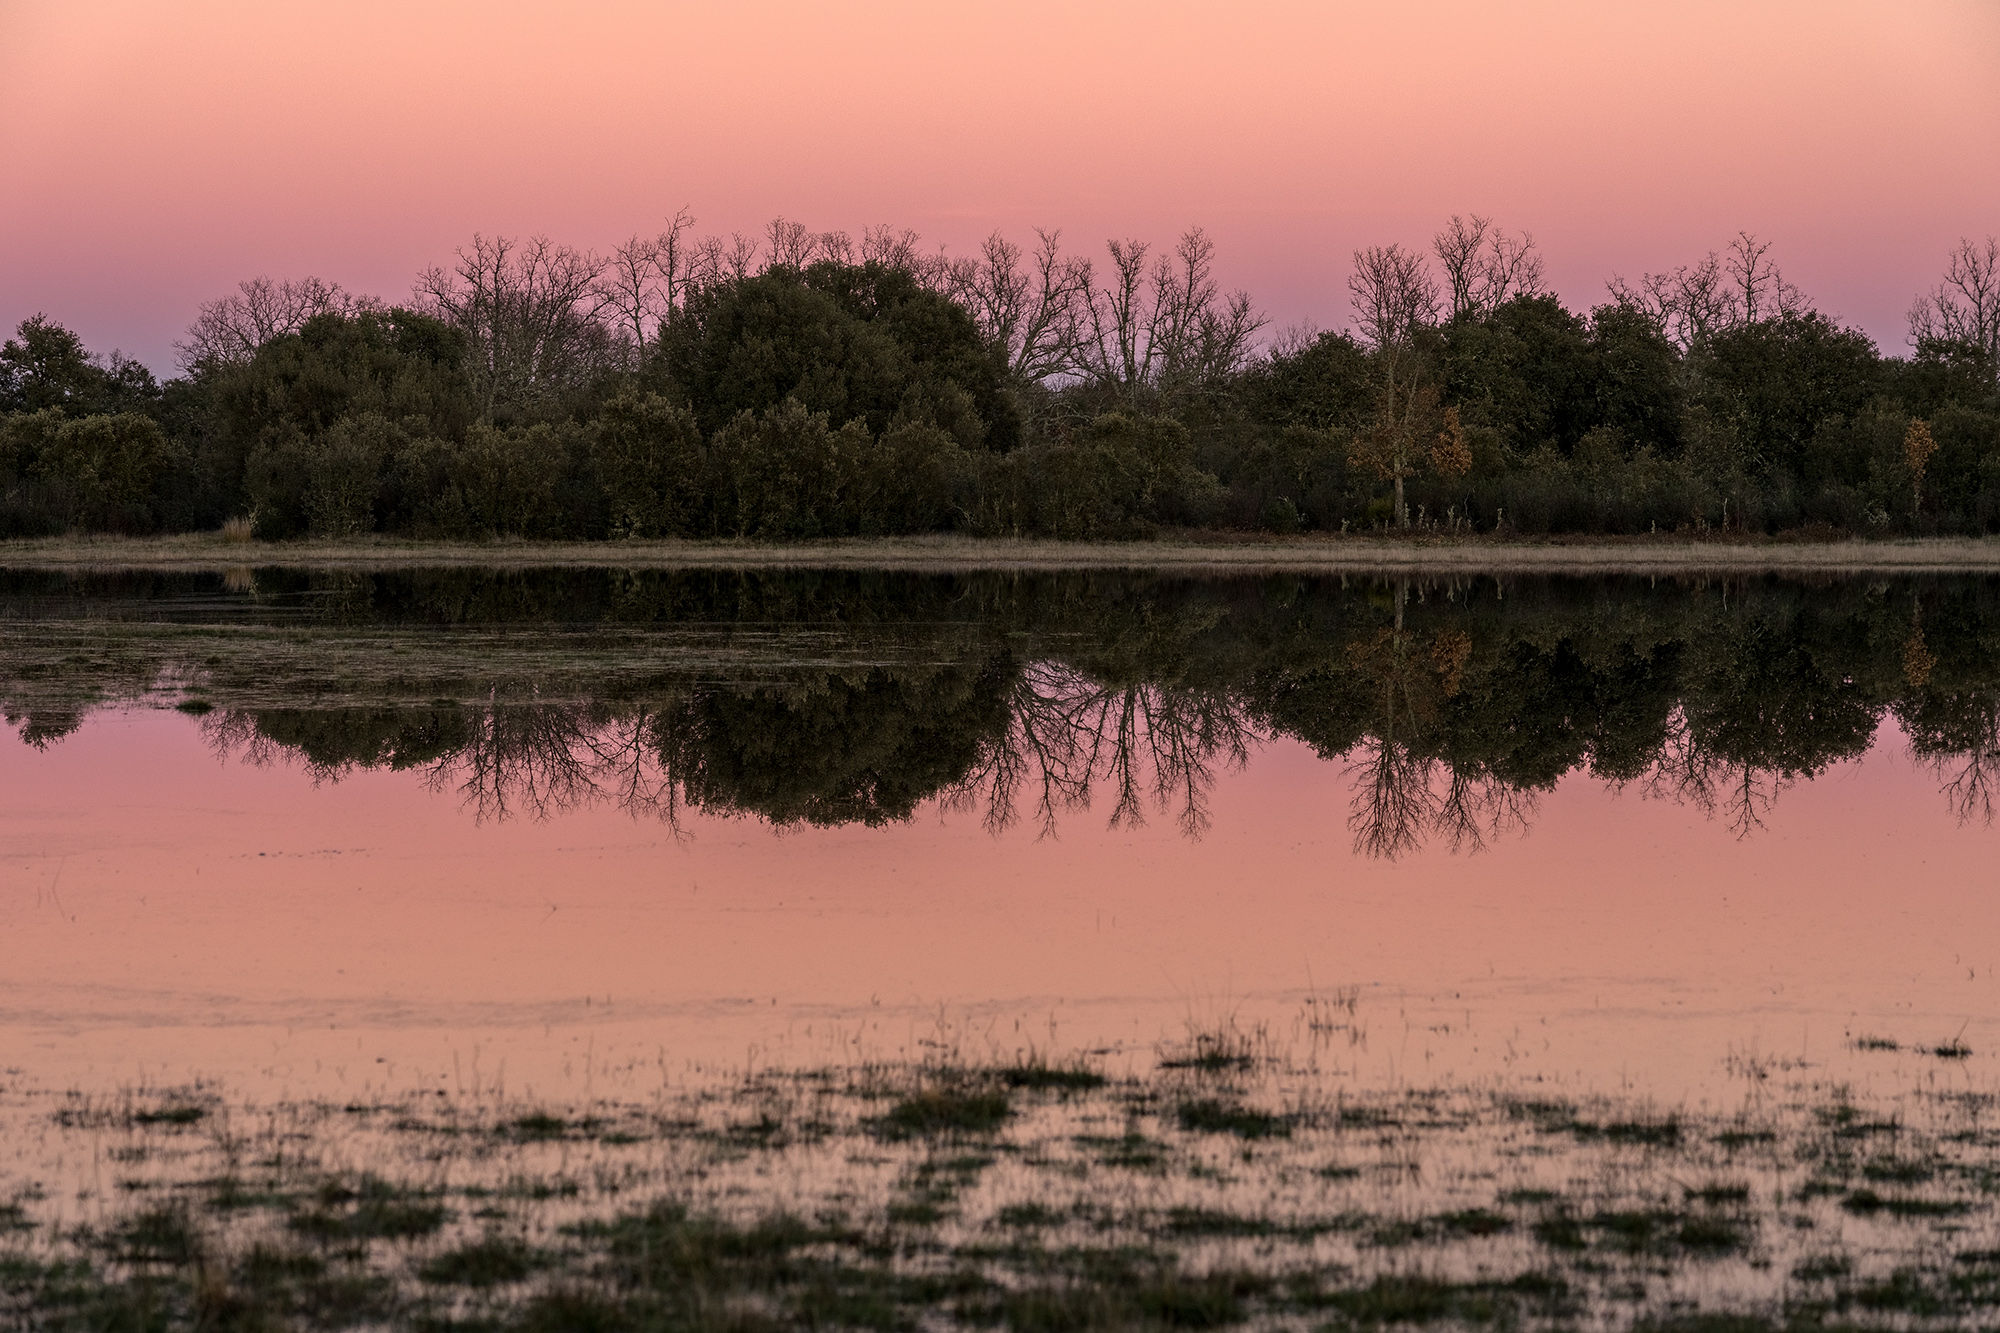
[8,567,2000,852]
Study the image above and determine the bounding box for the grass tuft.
[419,1235,552,1287]
[876,1088,1012,1139]
[1175,1099,1290,1139]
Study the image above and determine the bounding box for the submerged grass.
[3,1052,1999,1330]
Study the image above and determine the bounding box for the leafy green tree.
[0,316,160,418]
[845,415,966,536]
[1882,337,1997,417]
[712,398,866,538]
[245,411,403,538]
[1,408,184,532]
[970,412,1218,537]
[1697,313,1878,477]
[1240,330,1374,432]
[207,310,475,514]
[1441,295,1597,457]
[1588,301,1683,454]
[33,413,184,531]
[453,422,585,538]
[656,261,1016,450]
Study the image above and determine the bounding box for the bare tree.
[1609,232,1806,351]
[176,276,380,370]
[764,216,815,270]
[860,223,962,291]
[412,235,613,418]
[685,232,759,286]
[1348,244,1439,351]
[763,216,861,270]
[1266,319,1322,360]
[1610,253,1731,351]
[862,224,923,270]
[1725,232,1805,323]
[1482,230,1546,309]
[1084,237,1153,392]
[1346,246,1448,525]
[1432,215,1545,320]
[815,228,857,266]
[1909,235,2000,373]
[1078,228,1265,399]
[945,230,1093,388]
[599,208,697,364]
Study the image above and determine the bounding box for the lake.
[3,566,1997,1328]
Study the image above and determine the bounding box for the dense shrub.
[967,413,1218,538]
[595,392,708,537]
[2,409,186,533]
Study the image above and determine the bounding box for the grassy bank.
[8,530,2000,575]
[3,1020,1996,1331]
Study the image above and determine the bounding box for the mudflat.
[9,531,2000,573]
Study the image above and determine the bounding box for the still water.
[2,568,1995,1108]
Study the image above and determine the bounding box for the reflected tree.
[25,569,2000,855]
[942,664,1254,838]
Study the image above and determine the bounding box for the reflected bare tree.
[941,664,1253,838]
[430,703,598,823]
[1919,734,2000,826]
[580,706,694,834]
[1328,610,1546,858]
[1435,764,1538,855]
[1635,708,1786,838]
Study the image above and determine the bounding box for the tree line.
[2,217,1997,540]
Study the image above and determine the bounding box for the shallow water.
[10,568,2000,1328]
[2,567,1995,1110]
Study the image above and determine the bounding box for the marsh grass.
[1174,1100,1292,1140]
[3,1049,2000,1331]
[876,1087,1014,1140]
[18,531,2000,577]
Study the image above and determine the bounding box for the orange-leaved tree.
[1345,244,1472,526]
[1904,417,1937,518]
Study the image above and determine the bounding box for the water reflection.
[6,567,2000,853]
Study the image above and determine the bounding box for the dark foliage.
[7,238,1999,540]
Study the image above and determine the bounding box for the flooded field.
[2,567,1998,1329]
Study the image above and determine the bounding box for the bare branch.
[412,233,613,418]
[1910,235,2000,369]
[176,276,381,370]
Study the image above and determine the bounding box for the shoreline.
[7,530,2000,574]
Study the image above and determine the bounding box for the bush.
[246,412,402,538]
[848,415,965,535]
[714,399,869,539]
[596,391,707,537]
[453,422,578,538]
[967,412,1220,538]
[2,409,186,533]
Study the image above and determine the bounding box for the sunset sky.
[3,0,1996,372]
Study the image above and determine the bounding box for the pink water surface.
[2,708,1994,1108]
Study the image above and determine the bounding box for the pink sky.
[3,0,1996,372]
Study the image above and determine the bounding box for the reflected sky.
[2,569,1996,1108]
